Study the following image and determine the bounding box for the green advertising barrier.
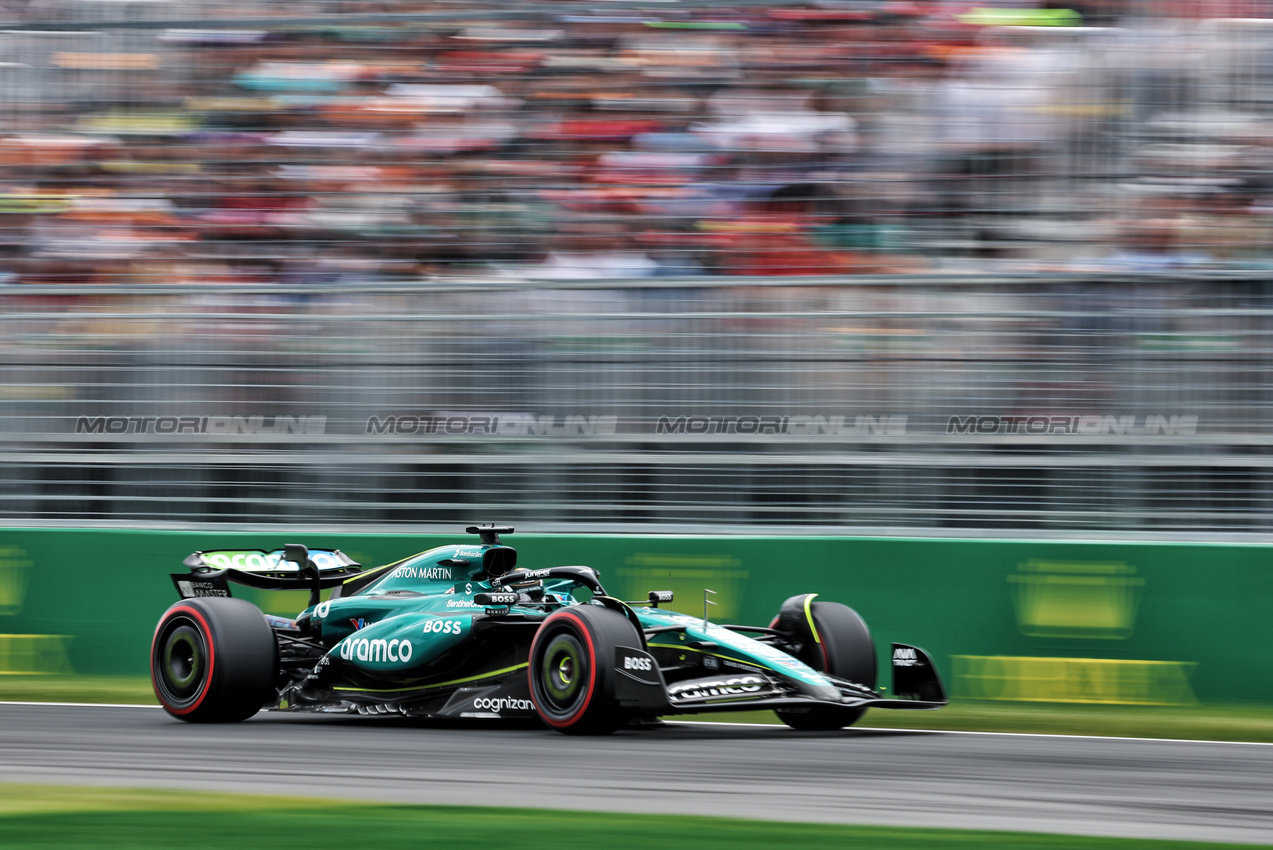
[0,528,1270,705]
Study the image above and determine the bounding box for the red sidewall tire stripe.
[530,610,598,729]
[151,604,216,716]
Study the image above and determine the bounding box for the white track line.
[2,702,1269,747]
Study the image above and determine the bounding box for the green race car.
[151,525,946,734]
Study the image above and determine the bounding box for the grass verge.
[0,785,1258,850]
[3,676,1271,743]
[0,675,157,705]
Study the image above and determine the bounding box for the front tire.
[150,597,277,723]
[528,604,640,735]
[775,599,876,731]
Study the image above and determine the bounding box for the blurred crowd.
[5,0,1273,285]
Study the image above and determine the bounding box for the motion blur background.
[2,0,1273,536]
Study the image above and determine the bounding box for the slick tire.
[529,604,640,735]
[150,597,277,723]
[775,600,876,732]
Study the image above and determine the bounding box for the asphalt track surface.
[1,703,1271,845]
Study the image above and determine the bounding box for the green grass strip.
[0,676,158,706]
[0,785,1256,850]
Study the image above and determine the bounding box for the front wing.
[611,642,948,716]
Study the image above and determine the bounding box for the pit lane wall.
[1,529,1269,705]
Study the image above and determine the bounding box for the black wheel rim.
[539,632,587,714]
[154,618,207,708]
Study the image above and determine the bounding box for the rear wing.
[171,543,361,606]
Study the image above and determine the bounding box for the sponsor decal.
[314,600,331,618]
[493,570,548,586]
[389,565,453,581]
[422,619,462,635]
[202,549,345,572]
[702,656,720,670]
[176,580,229,598]
[445,598,481,609]
[471,696,535,713]
[1010,560,1143,640]
[893,646,920,668]
[339,637,414,664]
[349,618,366,631]
[954,655,1197,705]
[0,546,32,616]
[453,548,484,559]
[478,592,519,606]
[721,658,762,673]
[616,647,660,684]
[668,676,766,704]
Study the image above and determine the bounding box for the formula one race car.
[151,526,946,734]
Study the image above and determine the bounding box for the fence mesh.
[2,274,1272,534]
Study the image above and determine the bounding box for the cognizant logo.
[472,697,535,713]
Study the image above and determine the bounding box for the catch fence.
[2,273,1271,535]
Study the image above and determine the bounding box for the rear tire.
[775,600,876,731]
[529,604,640,735]
[150,597,277,723]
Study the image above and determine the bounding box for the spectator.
[1,1,1272,284]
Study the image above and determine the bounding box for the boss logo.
[617,648,658,683]
[475,592,518,606]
